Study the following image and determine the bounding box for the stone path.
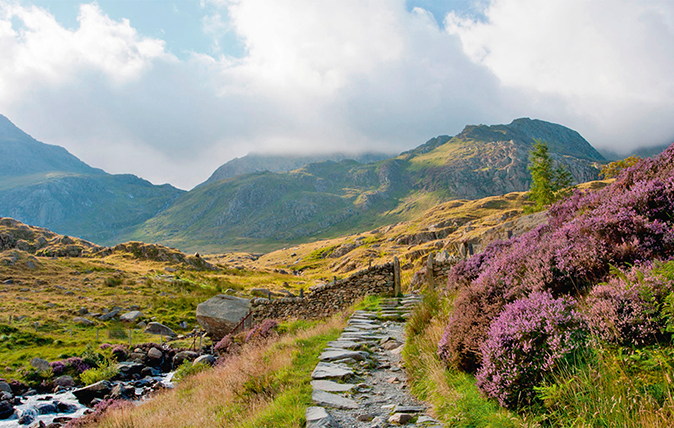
[307,295,443,428]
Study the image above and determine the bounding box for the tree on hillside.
[600,155,641,179]
[528,140,573,211]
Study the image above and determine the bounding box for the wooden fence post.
[393,257,401,297]
[426,252,435,291]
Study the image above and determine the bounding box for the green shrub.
[80,359,119,385]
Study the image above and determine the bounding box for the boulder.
[30,357,50,372]
[193,354,216,366]
[0,381,11,394]
[147,348,163,360]
[144,322,176,337]
[73,317,94,326]
[72,380,112,406]
[0,401,13,419]
[98,310,119,322]
[34,402,57,414]
[54,375,75,388]
[119,311,143,322]
[173,351,199,367]
[196,295,251,340]
[110,383,135,400]
[116,361,144,379]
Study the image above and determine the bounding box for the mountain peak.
[0,114,103,178]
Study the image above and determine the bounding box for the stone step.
[306,407,341,428]
[312,362,354,380]
[311,380,355,393]
[319,350,369,362]
[312,390,359,410]
[327,340,361,350]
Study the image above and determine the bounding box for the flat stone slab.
[312,362,354,380]
[352,311,377,317]
[393,405,426,413]
[346,323,381,330]
[320,350,369,362]
[306,406,342,428]
[327,340,361,350]
[312,390,359,410]
[311,380,355,392]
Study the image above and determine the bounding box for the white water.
[0,372,175,427]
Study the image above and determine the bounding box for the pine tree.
[528,140,573,211]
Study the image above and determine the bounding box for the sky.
[1,0,673,190]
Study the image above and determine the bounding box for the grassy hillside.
[124,118,604,253]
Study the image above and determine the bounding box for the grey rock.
[76,307,88,316]
[18,408,36,425]
[319,350,369,362]
[311,390,358,410]
[417,415,441,425]
[193,354,216,366]
[119,311,143,322]
[311,380,354,393]
[30,357,50,372]
[311,362,353,380]
[0,401,13,419]
[393,405,425,413]
[98,309,119,321]
[72,380,112,406]
[116,361,144,377]
[0,381,11,394]
[179,321,188,329]
[356,413,375,422]
[369,416,387,428]
[388,413,413,425]
[196,295,251,341]
[72,317,94,326]
[147,348,163,360]
[34,402,57,414]
[173,350,199,367]
[306,406,341,428]
[110,383,135,399]
[144,322,176,337]
[54,375,75,388]
[327,340,361,350]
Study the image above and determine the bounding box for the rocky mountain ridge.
[2,115,604,253]
[122,118,604,252]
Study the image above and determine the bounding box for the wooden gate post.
[393,257,401,296]
[426,252,435,291]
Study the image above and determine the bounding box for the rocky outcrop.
[196,295,252,341]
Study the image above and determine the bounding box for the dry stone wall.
[252,263,394,322]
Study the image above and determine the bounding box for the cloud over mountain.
[0,0,672,189]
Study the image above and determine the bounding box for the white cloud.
[445,0,674,150]
[2,0,674,190]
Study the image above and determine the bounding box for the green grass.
[535,346,674,427]
[404,293,528,427]
[239,329,340,428]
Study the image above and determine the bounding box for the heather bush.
[442,145,674,372]
[49,357,90,376]
[245,319,279,342]
[214,334,233,354]
[585,262,674,346]
[476,292,586,409]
